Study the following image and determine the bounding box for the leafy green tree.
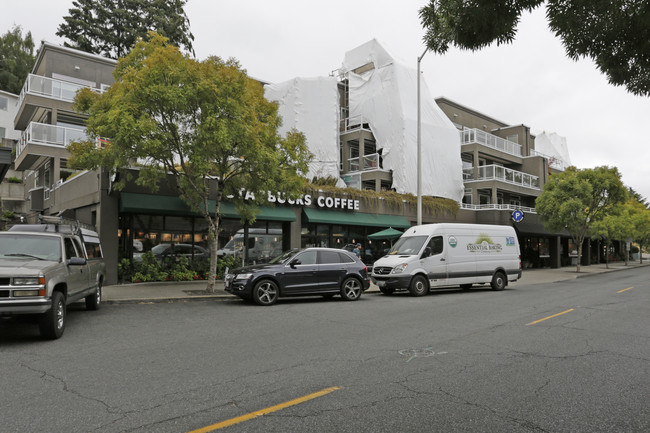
[70,33,312,292]
[420,0,650,96]
[590,200,635,267]
[628,199,650,264]
[56,0,195,59]
[536,166,627,272]
[0,26,36,94]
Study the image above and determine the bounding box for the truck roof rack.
[9,215,98,240]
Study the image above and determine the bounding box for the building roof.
[33,41,118,74]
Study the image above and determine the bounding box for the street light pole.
[417,47,428,226]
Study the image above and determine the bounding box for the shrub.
[217,255,242,279]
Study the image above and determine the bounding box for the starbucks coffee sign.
[237,190,360,211]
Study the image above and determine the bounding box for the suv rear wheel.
[340,277,362,301]
[39,291,66,339]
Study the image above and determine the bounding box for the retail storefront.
[116,191,411,267]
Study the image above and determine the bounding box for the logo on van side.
[448,236,457,247]
[467,233,502,252]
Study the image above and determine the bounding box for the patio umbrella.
[368,227,403,240]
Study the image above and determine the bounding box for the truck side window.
[64,238,79,259]
[427,236,444,256]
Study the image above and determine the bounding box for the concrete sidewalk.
[103,261,649,304]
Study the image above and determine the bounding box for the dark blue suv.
[224,248,370,306]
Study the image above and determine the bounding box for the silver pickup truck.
[0,217,105,339]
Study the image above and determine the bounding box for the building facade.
[9,41,602,285]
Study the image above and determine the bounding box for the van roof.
[403,223,516,236]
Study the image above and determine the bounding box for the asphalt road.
[2,267,649,433]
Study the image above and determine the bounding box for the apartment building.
[1,90,25,221]
[9,40,598,283]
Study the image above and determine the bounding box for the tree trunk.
[638,241,644,264]
[576,241,582,273]
[605,240,609,269]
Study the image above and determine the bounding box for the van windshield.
[388,236,427,256]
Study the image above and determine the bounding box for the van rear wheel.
[491,272,506,291]
[409,275,429,297]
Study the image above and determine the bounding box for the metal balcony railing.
[340,115,371,133]
[465,164,540,189]
[460,128,522,157]
[17,122,106,159]
[347,152,381,172]
[529,149,569,171]
[19,74,103,106]
[461,203,537,214]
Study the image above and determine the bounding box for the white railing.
[19,74,102,106]
[462,167,474,180]
[461,128,522,157]
[340,115,371,133]
[461,203,537,214]
[529,149,569,171]
[466,164,539,189]
[17,122,107,159]
[348,152,381,172]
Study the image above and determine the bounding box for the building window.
[463,189,472,205]
[510,195,521,207]
[0,127,5,140]
[0,96,8,111]
[479,191,491,205]
[506,134,519,144]
[362,179,376,191]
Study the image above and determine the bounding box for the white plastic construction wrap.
[341,39,464,202]
[535,131,572,169]
[264,77,345,186]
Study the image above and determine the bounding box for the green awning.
[303,208,410,228]
[120,193,295,221]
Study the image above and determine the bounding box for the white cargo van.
[371,223,521,296]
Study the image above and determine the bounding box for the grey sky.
[4,0,649,200]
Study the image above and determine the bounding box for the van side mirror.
[421,247,432,259]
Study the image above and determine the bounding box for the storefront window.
[218,220,284,265]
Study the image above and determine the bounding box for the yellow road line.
[526,308,575,326]
[617,286,634,293]
[187,386,342,433]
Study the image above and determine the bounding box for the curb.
[104,295,236,305]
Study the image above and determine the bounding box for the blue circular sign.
[512,210,524,223]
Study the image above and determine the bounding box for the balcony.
[340,115,371,134]
[15,74,104,129]
[465,164,539,190]
[348,153,381,172]
[461,128,522,157]
[461,203,536,214]
[14,122,103,171]
[19,74,101,106]
[529,149,569,171]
